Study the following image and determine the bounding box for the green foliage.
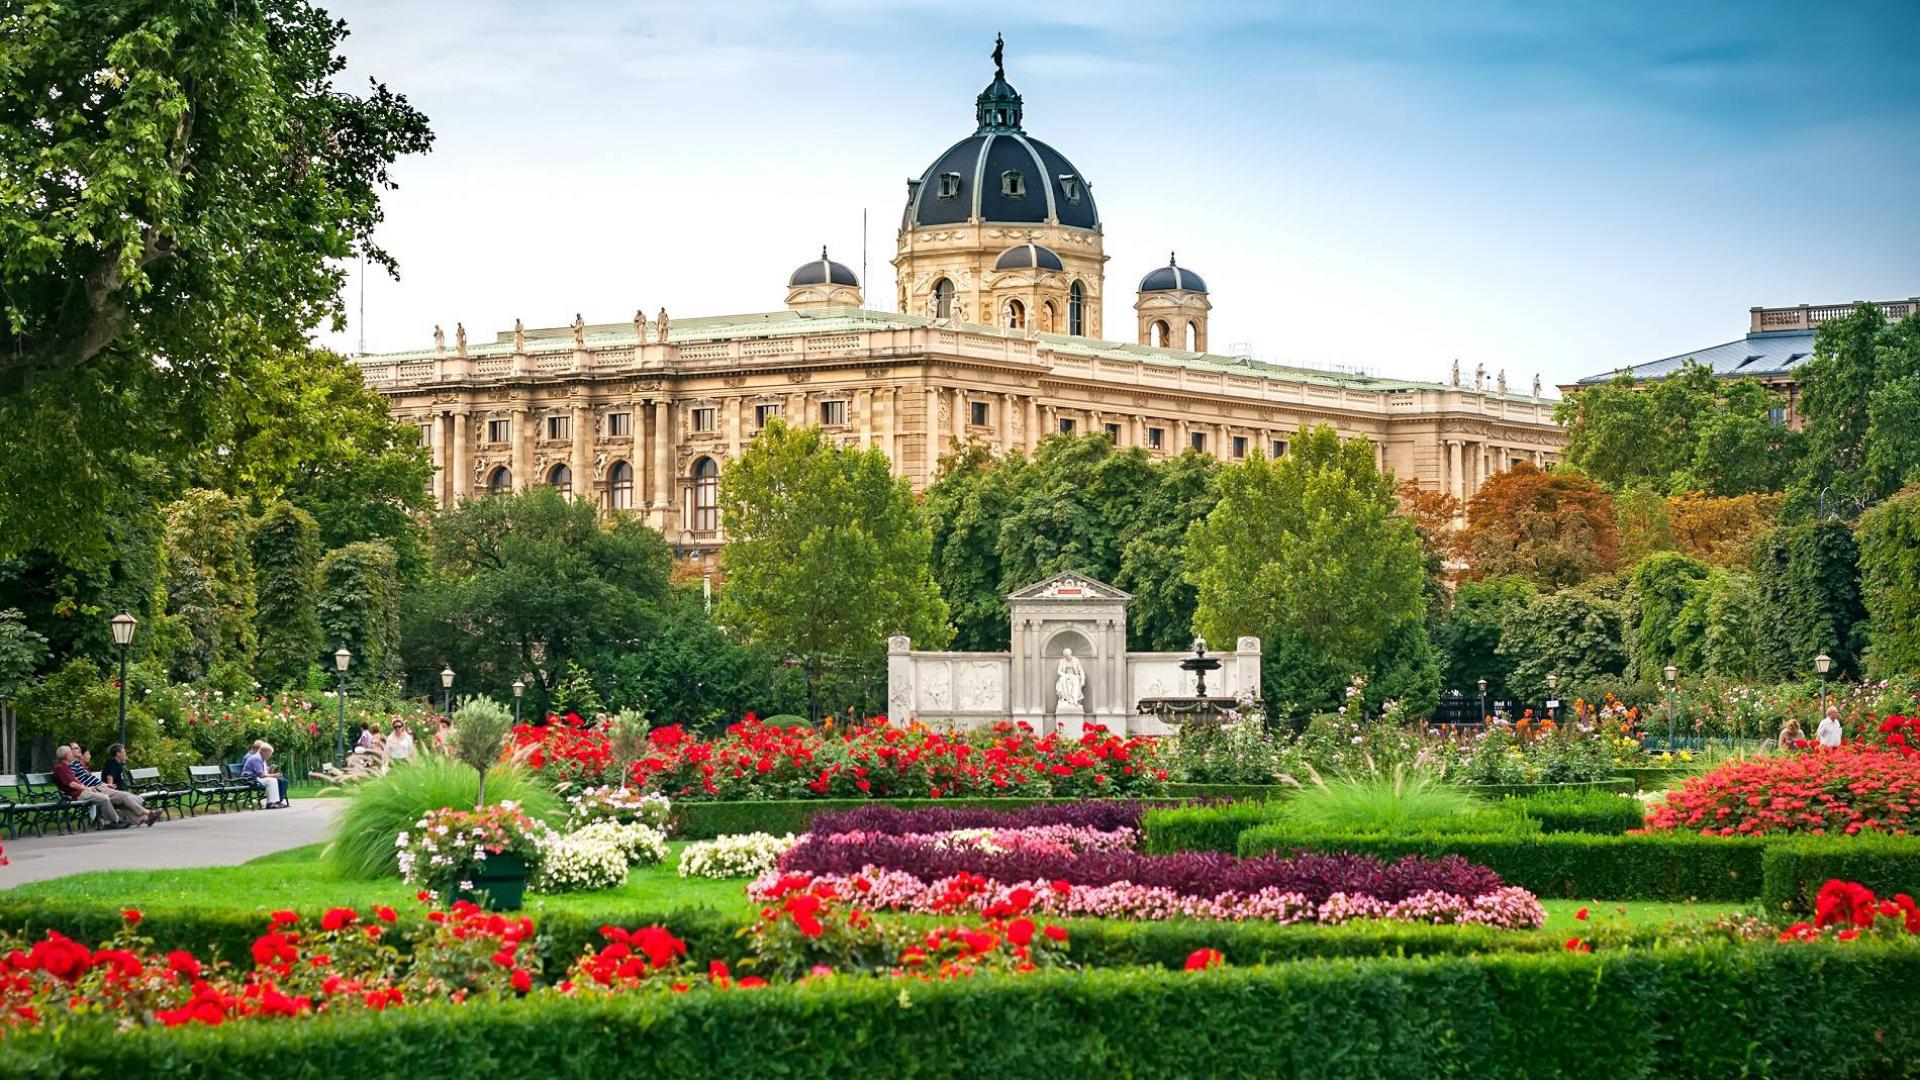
[1857,486,1920,676]
[717,421,950,677]
[0,607,50,695]
[1283,767,1482,834]
[0,0,432,564]
[1187,426,1429,720]
[1501,789,1645,835]
[1612,484,1675,566]
[447,697,517,807]
[1682,568,1763,679]
[250,502,322,690]
[163,490,256,681]
[322,756,558,879]
[1141,802,1283,854]
[1439,576,1536,699]
[1113,450,1221,650]
[1622,552,1711,683]
[1555,360,1801,496]
[549,661,606,718]
[922,445,1019,651]
[1760,836,1920,914]
[10,656,162,755]
[9,942,1920,1078]
[1792,305,1920,515]
[668,797,1074,841]
[1752,521,1867,681]
[1238,827,1765,901]
[591,588,763,732]
[404,488,672,705]
[1497,586,1628,702]
[317,541,402,688]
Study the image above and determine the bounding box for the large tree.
[716,421,950,704]
[1114,450,1220,651]
[0,0,431,563]
[923,445,1020,652]
[1791,305,1920,516]
[1439,576,1536,701]
[1856,486,1920,677]
[1187,425,1433,720]
[1556,361,1800,496]
[405,488,673,703]
[1457,463,1621,591]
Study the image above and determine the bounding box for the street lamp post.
[441,666,456,717]
[512,678,525,724]
[1663,663,1679,746]
[1477,678,1488,722]
[109,612,137,750]
[1815,653,1833,716]
[1545,673,1559,724]
[333,647,352,765]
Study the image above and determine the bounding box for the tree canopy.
[0,0,432,563]
[1457,463,1621,590]
[1791,305,1920,516]
[1554,361,1801,497]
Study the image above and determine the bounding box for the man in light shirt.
[1815,706,1844,748]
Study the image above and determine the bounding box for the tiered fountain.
[1135,636,1240,732]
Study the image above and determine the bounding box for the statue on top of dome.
[634,309,647,343]
[992,33,1005,81]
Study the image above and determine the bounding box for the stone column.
[1218,423,1231,459]
[513,407,533,492]
[650,399,670,519]
[429,413,448,508]
[858,387,874,450]
[451,410,471,501]
[885,387,900,474]
[1025,397,1040,452]
[571,405,592,504]
[999,391,1015,454]
[925,385,942,482]
[1447,439,1463,502]
[1131,413,1144,448]
[951,387,967,446]
[727,398,743,460]
[886,635,914,727]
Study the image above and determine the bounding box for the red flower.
[1563,937,1592,953]
[784,893,825,938]
[1042,924,1069,943]
[510,968,533,993]
[320,908,359,932]
[1574,907,1588,921]
[121,908,143,925]
[166,950,203,980]
[374,906,398,924]
[270,910,299,926]
[1184,948,1225,971]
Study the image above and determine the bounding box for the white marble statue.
[1054,649,1086,712]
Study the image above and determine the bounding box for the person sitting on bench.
[54,745,151,828]
[71,742,158,827]
[243,740,290,808]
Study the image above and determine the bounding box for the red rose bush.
[1644,743,1920,836]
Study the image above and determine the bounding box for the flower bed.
[514,715,1169,801]
[1645,744,1920,837]
[807,800,1146,837]
[677,833,800,880]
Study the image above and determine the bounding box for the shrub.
[563,786,672,830]
[531,830,630,894]
[323,757,561,879]
[447,697,517,807]
[1645,745,1920,836]
[1503,788,1646,834]
[670,797,1074,840]
[808,800,1147,838]
[1760,835,1920,914]
[1237,827,1765,901]
[1142,803,1281,854]
[400,803,548,897]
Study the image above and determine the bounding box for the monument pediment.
[1004,572,1133,603]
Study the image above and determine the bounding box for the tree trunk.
[475,766,488,810]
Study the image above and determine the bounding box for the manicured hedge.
[1759,835,1920,915]
[1141,801,1280,853]
[669,797,1079,839]
[1463,778,1638,797]
[1161,782,1293,801]
[4,944,1918,1078]
[1238,826,1766,901]
[1614,765,1697,791]
[1503,788,1647,835]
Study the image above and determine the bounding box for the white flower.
[678,832,799,879]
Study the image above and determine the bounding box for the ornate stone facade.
[354,41,1564,558]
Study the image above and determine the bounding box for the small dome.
[993,243,1064,271]
[788,247,859,288]
[1138,253,1207,294]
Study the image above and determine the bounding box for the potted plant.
[397,802,544,910]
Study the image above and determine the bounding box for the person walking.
[1815,706,1844,748]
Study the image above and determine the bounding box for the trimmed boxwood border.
[2,944,1918,1078]
[1759,835,1920,915]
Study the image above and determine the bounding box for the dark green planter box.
[456,853,529,911]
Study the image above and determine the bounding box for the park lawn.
[5,841,758,918]
[11,840,1749,939]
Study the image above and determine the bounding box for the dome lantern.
[1136,252,1212,352]
[785,246,862,312]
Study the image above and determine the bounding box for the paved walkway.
[1,800,344,888]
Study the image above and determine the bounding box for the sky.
[316,0,1920,391]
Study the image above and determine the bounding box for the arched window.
[608,461,634,510]
[547,463,572,498]
[486,467,512,495]
[1185,321,1198,351]
[1068,281,1085,336]
[1041,301,1056,333]
[932,278,954,320]
[1152,320,1170,348]
[1003,298,1025,330]
[692,457,719,532]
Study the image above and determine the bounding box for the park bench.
[187,764,249,815]
[0,774,71,838]
[224,761,269,810]
[23,772,99,833]
[127,766,190,820]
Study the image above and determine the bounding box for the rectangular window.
[607,412,632,437]
[755,404,780,428]
[1104,422,1121,441]
[938,172,961,198]
[970,401,989,427]
[1001,170,1025,197]
[692,407,717,433]
[1768,407,1787,426]
[1272,439,1288,458]
[820,399,848,426]
[1147,427,1165,450]
[1191,431,1207,452]
[1232,435,1248,459]
[1059,174,1081,202]
[1058,417,1076,435]
[546,414,571,441]
[486,419,511,443]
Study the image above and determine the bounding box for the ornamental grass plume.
[448,697,517,809]
[1283,761,1481,834]
[324,757,560,879]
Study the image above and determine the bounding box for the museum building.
[355,45,1565,557]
